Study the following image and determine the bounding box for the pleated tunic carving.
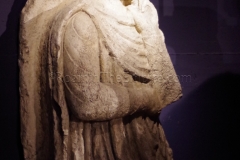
[19,0,182,160]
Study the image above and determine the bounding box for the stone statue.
[19,0,182,159]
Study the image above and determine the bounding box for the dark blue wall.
[0,0,239,159]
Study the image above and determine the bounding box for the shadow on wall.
[162,72,240,160]
[0,0,26,55]
[0,0,26,160]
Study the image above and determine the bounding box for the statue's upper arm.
[63,12,100,87]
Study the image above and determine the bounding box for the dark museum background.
[0,0,239,159]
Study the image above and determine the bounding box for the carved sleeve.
[63,12,154,121]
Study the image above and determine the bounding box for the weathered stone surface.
[19,0,182,159]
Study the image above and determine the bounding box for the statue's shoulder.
[65,11,98,41]
[63,10,99,58]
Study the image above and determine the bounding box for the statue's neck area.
[120,0,132,6]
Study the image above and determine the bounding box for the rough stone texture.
[19,0,182,159]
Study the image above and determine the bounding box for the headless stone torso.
[19,0,181,159]
[63,8,174,159]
